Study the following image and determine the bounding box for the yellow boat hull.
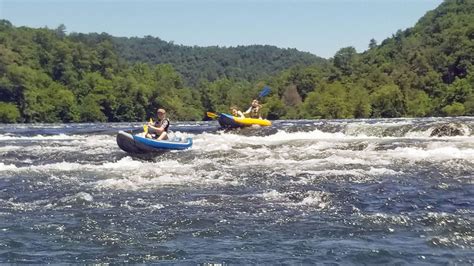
[234,117,272,126]
[218,113,271,128]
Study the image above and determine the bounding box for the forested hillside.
[0,21,203,122]
[0,0,472,123]
[0,20,322,123]
[112,36,326,86]
[260,0,474,119]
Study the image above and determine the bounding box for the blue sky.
[1,0,443,58]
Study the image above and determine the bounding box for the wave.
[1,118,473,140]
[0,134,80,141]
[1,137,472,174]
[1,118,472,194]
[388,145,474,161]
[0,145,22,152]
[0,163,18,171]
[357,211,474,249]
[260,189,331,209]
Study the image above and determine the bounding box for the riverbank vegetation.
[0,0,472,122]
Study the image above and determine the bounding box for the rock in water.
[430,123,466,137]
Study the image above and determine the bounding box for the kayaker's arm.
[147,123,165,133]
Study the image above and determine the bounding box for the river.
[0,117,473,263]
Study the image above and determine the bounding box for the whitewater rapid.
[0,117,472,263]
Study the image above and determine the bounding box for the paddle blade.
[207,112,219,119]
[259,86,271,98]
[143,118,153,134]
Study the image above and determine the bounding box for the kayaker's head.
[230,106,239,116]
[157,108,166,119]
[251,99,259,107]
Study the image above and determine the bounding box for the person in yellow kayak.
[230,106,245,118]
[243,99,262,119]
[145,108,170,140]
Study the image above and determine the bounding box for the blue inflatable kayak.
[116,131,192,154]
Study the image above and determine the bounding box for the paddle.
[258,86,271,99]
[143,118,153,134]
[206,112,219,119]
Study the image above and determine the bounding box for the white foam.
[404,130,433,138]
[90,157,239,190]
[262,190,285,201]
[58,192,94,204]
[0,163,18,171]
[93,170,232,191]
[192,129,376,152]
[1,122,472,193]
[150,203,165,210]
[389,145,474,161]
[260,190,330,209]
[0,134,116,156]
[33,161,86,171]
[184,199,217,206]
[100,156,146,170]
[0,198,50,211]
[358,212,412,226]
[367,167,402,176]
[0,145,21,152]
[0,134,78,141]
[282,167,404,184]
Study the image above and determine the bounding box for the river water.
[0,117,473,264]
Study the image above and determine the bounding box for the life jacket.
[249,106,260,118]
[154,118,170,132]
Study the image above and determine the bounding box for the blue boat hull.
[218,113,242,128]
[116,131,192,154]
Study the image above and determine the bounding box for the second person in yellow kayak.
[243,99,262,119]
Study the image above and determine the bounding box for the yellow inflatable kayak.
[218,113,271,128]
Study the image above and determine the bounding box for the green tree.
[369,38,377,49]
[78,94,107,122]
[333,47,357,76]
[263,96,286,120]
[463,94,474,115]
[348,86,371,118]
[370,84,405,117]
[23,81,77,123]
[442,102,465,116]
[443,77,472,105]
[0,102,20,123]
[302,82,351,119]
[406,90,433,117]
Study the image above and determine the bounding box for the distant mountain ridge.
[111,36,326,85]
